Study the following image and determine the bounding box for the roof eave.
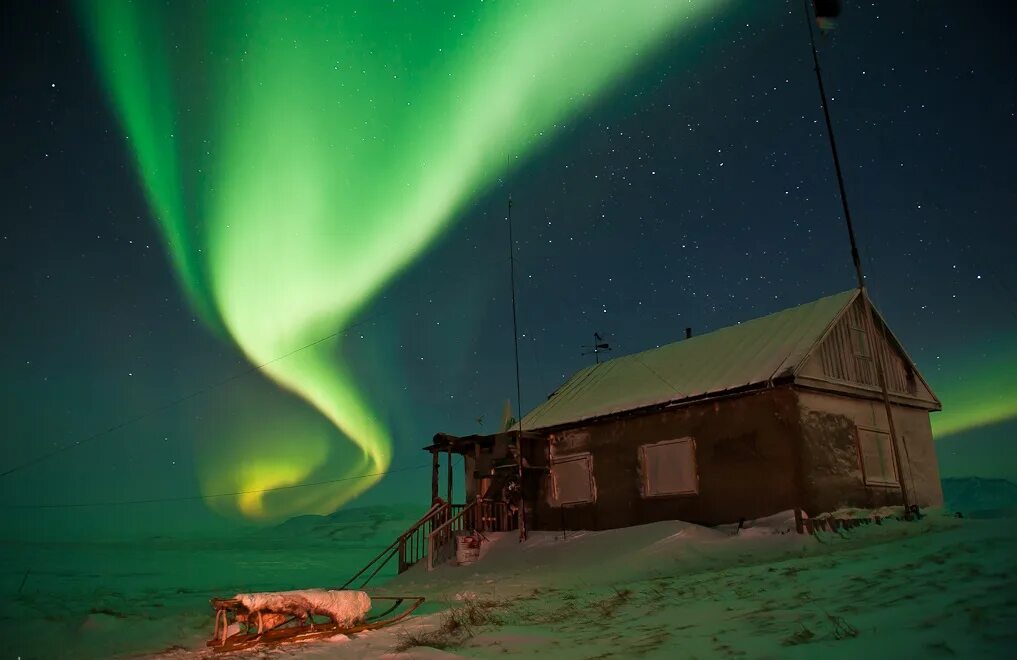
[525,379,791,434]
[790,288,860,377]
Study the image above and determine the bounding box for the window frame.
[639,437,700,498]
[850,324,872,360]
[549,452,596,506]
[855,425,900,487]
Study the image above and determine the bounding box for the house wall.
[796,390,943,514]
[530,388,802,530]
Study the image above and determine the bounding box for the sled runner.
[207,590,425,653]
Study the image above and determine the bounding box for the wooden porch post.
[474,443,481,502]
[446,448,453,504]
[431,450,439,503]
[517,432,527,542]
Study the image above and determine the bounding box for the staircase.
[426,500,513,570]
[340,500,514,589]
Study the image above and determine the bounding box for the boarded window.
[857,428,899,486]
[904,365,918,395]
[850,326,871,358]
[550,453,595,505]
[640,438,699,497]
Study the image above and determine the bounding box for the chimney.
[685,327,693,339]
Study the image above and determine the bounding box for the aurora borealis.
[75,0,724,519]
[2,1,1015,536]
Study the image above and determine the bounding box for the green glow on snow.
[79,0,724,520]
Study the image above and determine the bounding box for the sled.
[207,593,426,653]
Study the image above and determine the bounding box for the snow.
[4,495,1017,658]
[235,589,370,628]
[355,510,1017,659]
[0,504,424,659]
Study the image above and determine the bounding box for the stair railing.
[475,499,513,533]
[426,500,517,571]
[427,501,476,571]
[398,502,462,573]
[339,501,457,590]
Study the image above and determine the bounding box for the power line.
[0,255,509,480]
[1,462,432,510]
[801,0,912,516]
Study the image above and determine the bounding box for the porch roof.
[424,430,548,454]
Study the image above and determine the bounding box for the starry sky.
[1,1,1015,539]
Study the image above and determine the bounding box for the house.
[424,288,943,536]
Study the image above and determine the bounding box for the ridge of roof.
[521,289,859,431]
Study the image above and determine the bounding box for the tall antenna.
[507,195,523,434]
[506,194,527,541]
[802,0,913,517]
[581,332,612,364]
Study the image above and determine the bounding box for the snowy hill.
[941,477,1017,517]
[269,503,425,544]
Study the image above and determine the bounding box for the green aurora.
[79,0,726,520]
[929,338,1017,439]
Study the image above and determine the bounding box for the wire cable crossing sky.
[77,0,726,520]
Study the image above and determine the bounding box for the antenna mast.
[581,332,612,364]
[802,0,913,516]
[507,195,527,541]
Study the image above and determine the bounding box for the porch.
[340,431,549,589]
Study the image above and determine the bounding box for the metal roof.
[521,289,860,431]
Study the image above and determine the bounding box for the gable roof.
[521,289,863,431]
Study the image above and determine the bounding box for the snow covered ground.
[302,509,1017,659]
[1,505,425,659]
[4,483,1017,659]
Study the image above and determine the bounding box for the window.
[850,325,871,359]
[857,427,899,487]
[640,438,699,497]
[550,453,595,505]
[905,365,918,395]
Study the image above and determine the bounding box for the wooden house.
[425,289,943,536]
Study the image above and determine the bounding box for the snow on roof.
[521,289,859,431]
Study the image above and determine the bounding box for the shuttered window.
[850,326,871,358]
[550,453,595,505]
[857,427,899,486]
[640,437,699,497]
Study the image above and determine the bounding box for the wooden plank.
[431,451,439,503]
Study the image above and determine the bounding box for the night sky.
[2,1,1015,539]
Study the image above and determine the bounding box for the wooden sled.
[207,594,426,653]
